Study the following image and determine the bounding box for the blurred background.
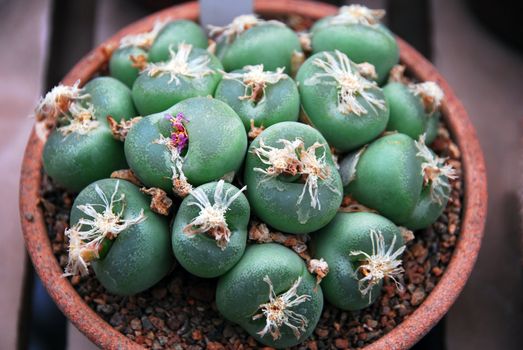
[1,0,521,349]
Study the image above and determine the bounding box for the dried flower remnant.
[248,222,310,258]
[63,226,99,277]
[63,181,146,277]
[298,32,312,52]
[296,142,330,210]
[222,64,287,104]
[356,62,378,80]
[253,138,303,178]
[307,258,329,285]
[208,15,284,44]
[140,187,173,216]
[35,80,89,126]
[388,64,410,84]
[248,119,265,140]
[118,20,167,49]
[183,180,246,250]
[350,230,405,302]
[329,5,385,26]
[107,116,142,141]
[304,50,386,116]
[253,138,332,210]
[415,134,457,205]
[110,169,143,187]
[253,276,311,340]
[130,54,148,70]
[409,81,444,114]
[154,113,192,196]
[144,43,215,85]
[57,102,100,137]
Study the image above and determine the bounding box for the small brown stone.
[335,338,349,349]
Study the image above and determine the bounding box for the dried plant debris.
[107,116,142,141]
[140,187,173,216]
[110,169,143,187]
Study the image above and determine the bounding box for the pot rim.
[19,1,487,349]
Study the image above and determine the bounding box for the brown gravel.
[39,124,463,349]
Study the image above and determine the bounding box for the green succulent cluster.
[36,5,456,348]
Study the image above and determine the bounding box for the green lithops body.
[216,244,323,348]
[244,122,343,234]
[340,133,423,224]
[311,5,399,84]
[66,179,174,295]
[132,43,223,115]
[41,79,135,192]
[148,20,208,62]
[403,136,457,229]
[83,77,137,124]
[210,15,302,73]
[109,46,147,88]
[214,65,300,131]
[172,181,250,278]
[384,81,445,140]
[108,21,168,87]
[125,97,247,195]
[313,212,405,310]
[296,50,389,152]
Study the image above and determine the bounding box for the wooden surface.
[1,0,521,349]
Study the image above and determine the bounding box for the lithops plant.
[209,15,303,73]
[216,244,323,348]
[109,20,208,88]
[339,133,423,224]
[172,180,250,278]
[313,212,405,310]
[296,50,389,152]
[384,68,445,140]
[64,179,174,295]
[244,122,343,234]
[40,77,136,192]
[310,5,399,83]
[125,97,247,196]
[214,64,300,134]
[132,43,223,115]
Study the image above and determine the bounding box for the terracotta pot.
[19,1,487,349]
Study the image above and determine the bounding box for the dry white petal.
[296,142,330,210]
[253,276,311,340]
[304,50,385,116]
[223,64,287,104]
[183,180,246,249]
[153,134,193,197]
[350,230,405,302]
[329,5,385,26]
[208,14,284,44]
[409,81,444,114]
[144,43,215,85]
[415,134,457,205]
[253,138,303,178]
[57,102,99,136]
[35,80,89,121]
[119,20,167,49]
